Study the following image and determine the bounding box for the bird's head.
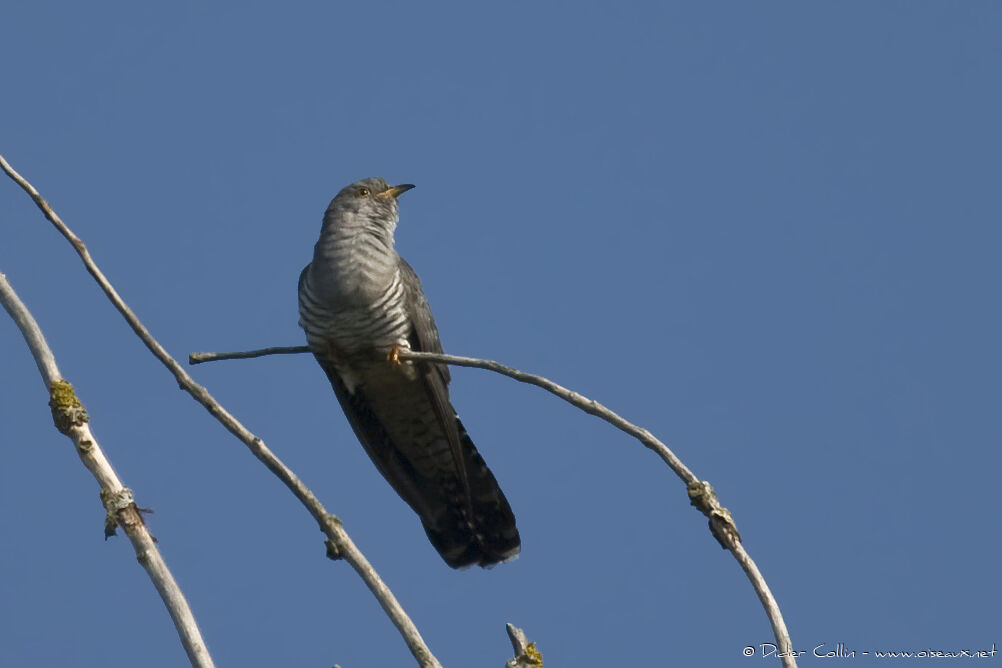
[323,177,415,240]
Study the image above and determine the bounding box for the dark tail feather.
[423,419,520,569]
[315,354,519,569]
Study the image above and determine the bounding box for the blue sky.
[2,2,1000,665]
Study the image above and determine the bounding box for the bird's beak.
[382,183,416,199]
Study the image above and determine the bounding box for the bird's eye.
[356,187,371,198]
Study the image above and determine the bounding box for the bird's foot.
[387,344,406,365]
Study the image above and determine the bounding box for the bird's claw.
[387,345,405,364]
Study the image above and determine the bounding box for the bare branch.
[189,345,309,365]
[182,344,797,666]
[505,624,542,668]
[0,271,215,668]
[1,154,442,668]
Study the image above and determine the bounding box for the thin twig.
[190,345,309,365]
[186,344,797,666]
[1,154,442,668]
[1,271,215,668]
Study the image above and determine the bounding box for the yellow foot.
[387,345,405,364]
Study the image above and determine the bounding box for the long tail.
[422,418,521,568]
[315,354,520,568]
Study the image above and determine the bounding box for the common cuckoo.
[298,177,521,568]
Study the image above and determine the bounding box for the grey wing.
[398,258,521,567]
[398,258,449,382]
[398,256,470,506]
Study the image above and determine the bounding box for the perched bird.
[298,177,520,568]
